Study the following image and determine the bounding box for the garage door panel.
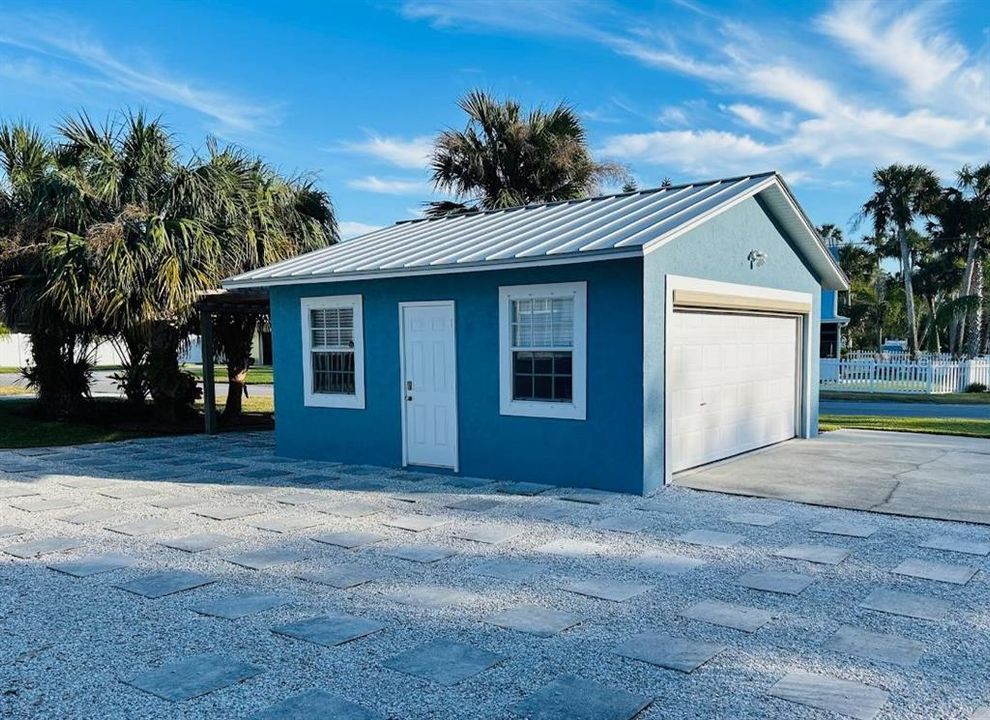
[670,310,799,472]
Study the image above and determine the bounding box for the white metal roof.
[225,171,848,291]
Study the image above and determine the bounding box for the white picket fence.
[843,350,963,364]
[821,358,990,394]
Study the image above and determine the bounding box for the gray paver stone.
[310,531,384,549]
[107,518,178,537]
[192,593,291,619]
[613,632,725,673]
[193,505,262,521]
[677,529,743,548]
[383,515,447,532]
[511,675,652,720]
[737,570,813,595]
[161,533,235,553]
[295,565,380,589]
[250,689,383,720]
[124,653,262,701]
[4,537,80,558]
[117,571,215,598]
[383,545,455,564]
[453,524,521,545]
[485,605,583,637]
[272,615,385,647]
[48,553,135,577]
[824,625,926,666]
[679,599,774,632]
[859,589,949,621]
[893,558,978,585]
[560,578,650,602]
[226,548,308,570]
[774,544,850,565]
[919,535,990,556]
[383,639,504,686]
[768,670,888,720]
[810,520,877,538]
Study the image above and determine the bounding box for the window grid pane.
[312,350,355,394]
[511,296,574,349]
[512,351,573,402]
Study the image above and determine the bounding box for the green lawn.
[184,364,274,384]
[0,399,144,448]
[819,413,990,439]
[197,395,274,414]
[821,390,990,404]
[0,365,122,374]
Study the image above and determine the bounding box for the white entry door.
[669,310,799,472]
[400,302,458,469]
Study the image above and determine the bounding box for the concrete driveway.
[676,429,990,525]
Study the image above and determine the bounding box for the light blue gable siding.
[269,259,646,493]
[642,196,823,494]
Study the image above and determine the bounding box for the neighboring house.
[183,328,273,366]
[819,245,849,359]
[225,172,847,495]
[0,333,123,368]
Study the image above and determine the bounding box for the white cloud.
[723,104,793,133]
[0,19,277,134]
[817,0,982,110]
[404,0,987,188]
[338,221,382,239]
[600,130,776,176]
[347,175,428,195]
[342,133,434,169]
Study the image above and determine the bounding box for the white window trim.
[300,294,365,409]
[498,281,587,420]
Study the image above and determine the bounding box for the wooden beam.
[201,309,217,435]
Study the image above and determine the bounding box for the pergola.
[196,288,270,435]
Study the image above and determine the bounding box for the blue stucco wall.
[269,259,646,493]
[642,197,823,494]
[821,289,834,319]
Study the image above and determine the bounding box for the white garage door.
[669,310,799,472]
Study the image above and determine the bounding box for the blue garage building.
[225,172,847,495]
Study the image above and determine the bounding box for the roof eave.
[222,246,644,290]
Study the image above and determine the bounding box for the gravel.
[1,432,989,719]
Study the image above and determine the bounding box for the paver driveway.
[1,432,989,719]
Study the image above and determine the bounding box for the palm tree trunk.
[896,225,920,357]
[223,362,248,417]
[967,257,984,357]
[957,234,979,351]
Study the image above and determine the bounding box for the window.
[301,295,365,408]
[499,282,586,420]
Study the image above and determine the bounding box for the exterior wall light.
[748,249,768,269]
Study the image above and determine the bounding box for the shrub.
[964,382,988,393]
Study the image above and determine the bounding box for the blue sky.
[1,0,987,240]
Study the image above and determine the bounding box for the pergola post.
[201,308,217,435]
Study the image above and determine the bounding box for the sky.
[0,0,987,240]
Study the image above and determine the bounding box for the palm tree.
[0,122,96,415]
[427,91,627,216]
[208,143,337,417]
[956,164,990,356]
[44,112,224,421]
[860,164,941,357]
